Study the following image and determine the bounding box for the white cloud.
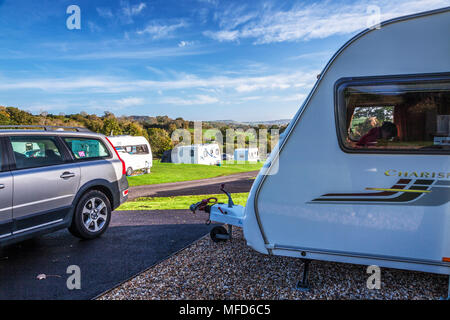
[122,1,147,22]
[53,46,209,60]
[98,1,147,24]
[87,21,102,33]
[0,70,318,94]
[137,21,188,39]
[96,7,114,19]
[162,94,219,105]
[198,0,219,5]
[131,3,147,15]
[115,97,145,107]
[203,30,239,42]
[288,50,334,61]
[178,40,194,47]
[204,0,450,44]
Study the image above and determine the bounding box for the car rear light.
[105,137,126,176]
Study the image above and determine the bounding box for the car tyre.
[68,190,112,240]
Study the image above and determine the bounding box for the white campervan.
[234,148,259,162]
[172,143,221,165]
[107,135,153,175]
[191,7,450,296]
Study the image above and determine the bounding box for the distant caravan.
[107,135,152,176]
[171,143,221,165]
[234,148,259,162]
[191,7,450,296]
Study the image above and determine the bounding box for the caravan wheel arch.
[244,7,450,274]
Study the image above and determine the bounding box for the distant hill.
[211,119,291,126]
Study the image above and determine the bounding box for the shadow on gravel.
[0,210,215,300]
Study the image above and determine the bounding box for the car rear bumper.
[117,174,129,208]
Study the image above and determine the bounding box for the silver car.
[0,126,129,245]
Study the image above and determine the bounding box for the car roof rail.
[0,125,92,132]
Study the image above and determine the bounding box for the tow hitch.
[189,184,245,242]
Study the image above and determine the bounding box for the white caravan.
[191,8,450,296]
[172,143,221,165]
[234,148,259,162]
[107,135,152,175]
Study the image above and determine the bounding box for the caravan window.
[336,74,450,153]
[135,144,149,155]
[120,144,149,155]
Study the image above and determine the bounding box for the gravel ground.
[99,228,449,300]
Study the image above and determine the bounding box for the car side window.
[63,138,110,160]
[10,136,64,170]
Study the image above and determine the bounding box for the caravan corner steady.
[190,7,450,298]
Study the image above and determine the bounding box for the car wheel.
[68,190,112,240]
[126,167,133,176]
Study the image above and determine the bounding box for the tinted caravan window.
[336,74,450,153]
[119,144,149,155]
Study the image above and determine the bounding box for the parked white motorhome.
[172,143,221,165]
[234,148,259,162]
[191,7,450,296]
[107,135,152,175]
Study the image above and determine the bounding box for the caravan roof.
[107,135,149,146]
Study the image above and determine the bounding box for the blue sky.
[0,0,448,121]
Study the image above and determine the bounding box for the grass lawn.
[127,160,263,187]
[117,192,250,210]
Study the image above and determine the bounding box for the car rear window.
[10,136,65,169]
[63,138,110,160]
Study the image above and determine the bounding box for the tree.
[148,128,172,157]
[167,123,177,135]
[123,122,149,140]
[0,107,10,125]
[102,117,122,136]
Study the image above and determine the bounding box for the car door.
[8,135,80,231]
[0,137,13,239]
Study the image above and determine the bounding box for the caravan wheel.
[126,167,133,176]
[210,226,229,242]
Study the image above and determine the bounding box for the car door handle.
[0,184,4,189]
[60,172,76,179]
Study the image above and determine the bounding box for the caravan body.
[172,143,221,165]
[107,135,152,175]
[234,148,259,162]
[239,8,450,276]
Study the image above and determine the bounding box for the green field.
[117,192,250,210]
[127,160,263,187]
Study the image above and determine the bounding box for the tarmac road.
[129,170,259,199]
[0,210,214,300]
[0,172,257,300]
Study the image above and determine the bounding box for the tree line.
[0,106,287,158]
